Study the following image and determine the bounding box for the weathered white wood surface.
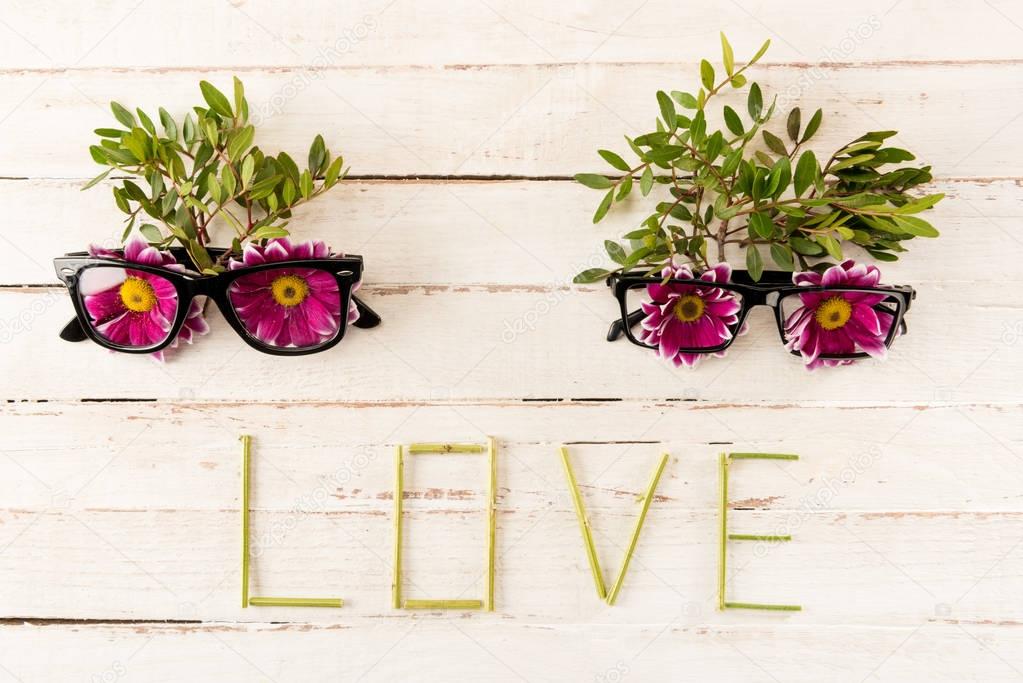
[0,62,1020,178]
[0,1,1020,681]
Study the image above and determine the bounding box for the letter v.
[559,446,669,605]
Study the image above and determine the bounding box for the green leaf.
[199,80,233,118]
[640,166,654,196]
[598,149,631,172]
[248,174,282,200]
[575,173,613,190]
[282,178,297,206]
[801,108,823,143]
[705,131,724,163]
[720,32,735,76]
[762,130,787,156]
[241,155,255,189]
[723,106,744,136]
[891,215,940,237]
[277,152,301,186]
[829,154,874,173]
[324,156,344,186]
[93,128,124,138]
[158,108,177,141]
[730,74,747,88]
[700,59,715,91]
[308,134,326,175]
[745,246,764,281]
[593,188,614,223]
[233,77,246,120]
[786,108,801,142]
[749,39,771,64]
[747,82,763,120]
[817,234,843,260]
[110,101,135,128]
[250,225,290,241]
[893,193,945,214]
[227,125,255,160]
[299,170,314,199]
[616,174,632,201]
[767,156,791,198]
[671,91,698,109]
[790,236,825,255]
[605,240,627,265]
[139,223,163,243]
[182,114,196,145]
[136,108,156,136]
[656,90,677,130]
[748,212,774,239]
[81,168,111,191]
[770,243,794,271]
[794,150,819,196]
[574,268,612,284]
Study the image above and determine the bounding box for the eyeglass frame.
[53,246,381,357]
[605,268,914,360]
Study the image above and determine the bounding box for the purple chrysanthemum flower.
[783,259,893,370]
[84,237,209,361]
[637,262,744,367]
[227,238,359,349]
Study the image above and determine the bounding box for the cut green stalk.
[724,602,802,611]
[728,452,799,460]
[240,434,251,609]
[487,436,497,612]
[408,443,485,454]
[728,534,791,542]
[393,444,404,609]
[559,446,607,600]
[249,597,344,608]
[403,599,483,610]
[606,453,669,606]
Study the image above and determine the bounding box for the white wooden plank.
[1,0,1021,67]
[2,621,1021,683]
[1,505,1022,625]
[2,178,1018,286]
[0,402,1018,512]
[0,283,1015,402]
[0,63,1019,178]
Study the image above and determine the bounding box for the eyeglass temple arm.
[607,308,645,342]
[59,294,382,342]
[351,295,381,329]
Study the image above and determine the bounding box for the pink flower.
[227,238,358,349]
[637,262,744,367]
[783,260,893,370]
[84,237,209,361]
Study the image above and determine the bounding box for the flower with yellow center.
[118,276,158,313]
[814,295,852,331]
[270,274,309,308]
[673,294,705,323]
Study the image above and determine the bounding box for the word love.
[238,436,802,612]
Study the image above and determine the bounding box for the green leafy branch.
[574,34,943,283]
[83,77,348,273]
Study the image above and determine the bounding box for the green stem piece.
[249,597,344,608]
[240,434,251,610]
[728,534,791,542]
[605,453,670,606]
[487,437,497,612]
[393,444,404,609]
[408,443,485,454]
[403,599,483,610]
[723,602,802,612]
[559,446,607,600]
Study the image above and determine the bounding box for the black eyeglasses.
[606,269,913,364]
[54,247,381,356]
